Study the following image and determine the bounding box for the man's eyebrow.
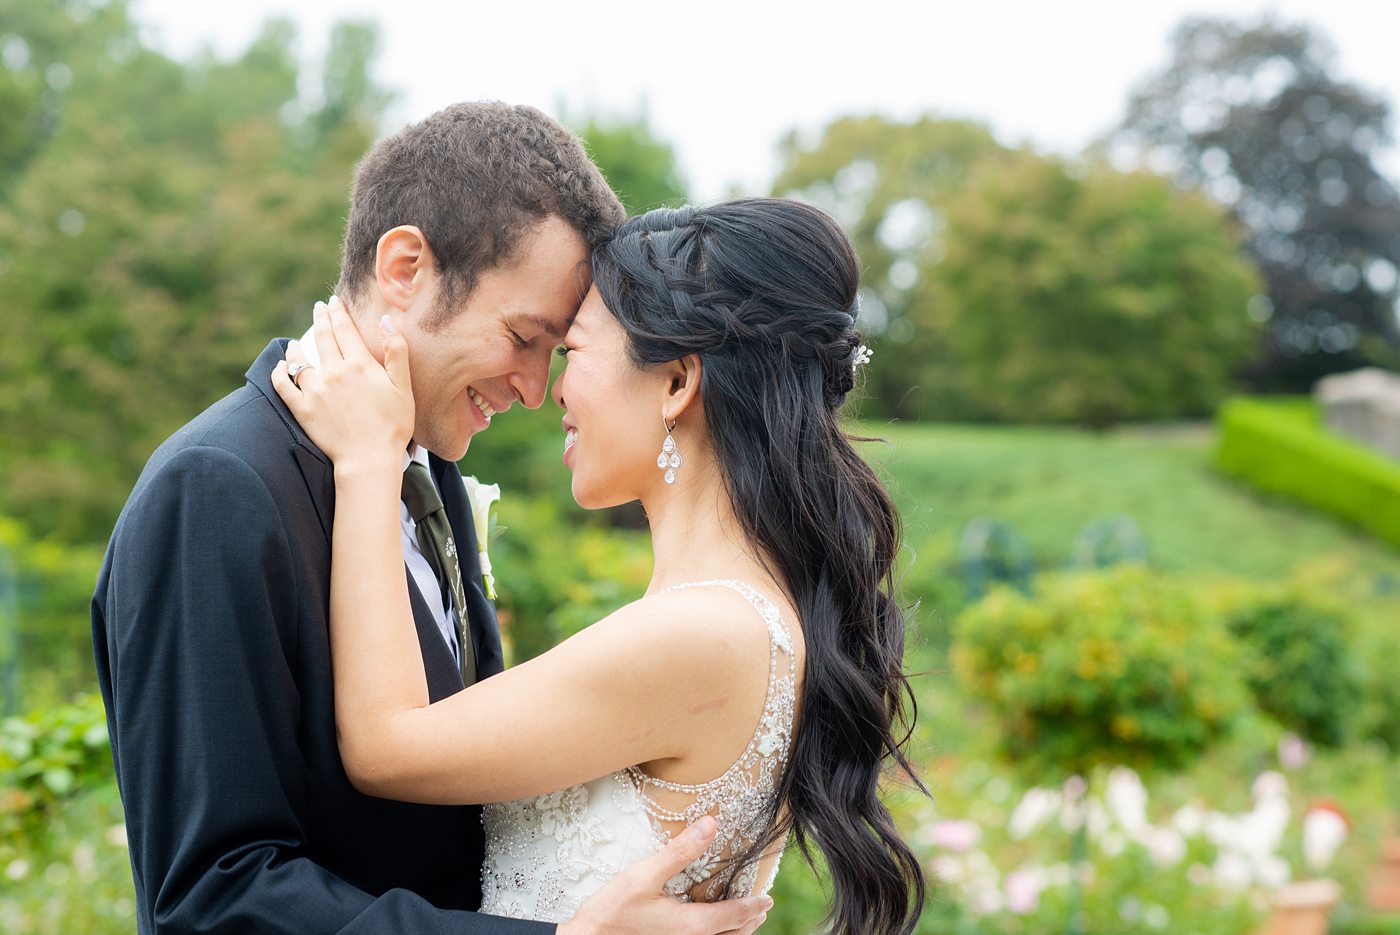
[517,312,572,341]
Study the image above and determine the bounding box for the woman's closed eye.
[555,345,571,358]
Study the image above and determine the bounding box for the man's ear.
[374,226,434,311]
[662,354,703,424]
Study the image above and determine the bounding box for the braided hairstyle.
[591,198,926,935]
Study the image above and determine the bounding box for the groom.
[92,103,771,934]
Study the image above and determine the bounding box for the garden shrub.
[1214,582,1361,748]
[0,693,111,838]
[899,532,966,654]
[1215,397,1400,549]
[489,495,652,663]
[952,565,1250,778]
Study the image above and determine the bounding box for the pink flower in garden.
[927,819,982,853]
[1005,869,1041,914]
[1278,732,1313,770]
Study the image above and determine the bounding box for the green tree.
[1115,15,1400,391]
[771,114,1010,419]
[0,3,387,542]
[574,111,688,213]
[931,152,1263,427]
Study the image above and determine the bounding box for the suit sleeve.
[99,445,551,935]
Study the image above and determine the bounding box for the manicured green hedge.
[1215,397,1400,549]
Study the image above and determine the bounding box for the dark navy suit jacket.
[93,340,550,934]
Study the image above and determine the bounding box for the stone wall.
[1315,368,1400,461]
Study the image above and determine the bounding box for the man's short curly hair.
[336,102,624,326]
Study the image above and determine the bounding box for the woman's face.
[550,286,674,509]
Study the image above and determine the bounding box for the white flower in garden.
[5,859,29,881]
[1105,767,1148,835]
[1172,803,1206,838]
[1204,810,1240,848]
[1214,852,1253,890]
[1100,831,1126,856]
[1302,806,1349,872]
[1187,863,1211,886]
[1242,792,1291,858]
[1085,800,1111,839]
[927,819,982,853]
[931,855,964,883]
[970,886,1004,918]
[1009,787,1061,840]
[1253,770,1289,801]
[1255,854,1291,889]
[1142,827,1187,867]
[1144,904,1169,930]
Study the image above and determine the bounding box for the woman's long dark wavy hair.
[591,198,927,935]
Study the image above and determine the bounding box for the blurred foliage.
[1208,579,1361,747]
[0,753,131,934]
[1115,14,1400,391]
[573,110,688,213]
[0,692,109,838]
[931,153,1263,427]
[0,0,388,543]
[953,566,1250,780]
[491,494,652,664]
[773,116,1265,426]
[0,517,103,707]
[1216,396,1400,548]
[771,114,1008,419]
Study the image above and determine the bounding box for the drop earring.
[656,416,682,485]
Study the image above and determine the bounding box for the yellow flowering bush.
[952,566,1250,779]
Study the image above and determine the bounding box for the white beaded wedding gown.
[478,580,798,922]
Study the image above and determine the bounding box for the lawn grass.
[860,420,1400,583]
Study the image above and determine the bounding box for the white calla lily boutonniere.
[460,475,501,600]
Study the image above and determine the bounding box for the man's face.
[398,215,589,460]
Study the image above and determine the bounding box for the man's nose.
[513,360,550,410]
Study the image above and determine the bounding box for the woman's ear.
[374,226,434,311]
[662,354,703,424]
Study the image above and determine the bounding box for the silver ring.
[288,361,315,388]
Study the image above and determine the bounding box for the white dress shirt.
[295,326,461,664]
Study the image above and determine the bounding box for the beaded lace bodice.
[479,580,798,922]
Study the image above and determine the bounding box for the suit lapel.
[431,455,505,679]
[242,339,469,692]
[246,340,336,542]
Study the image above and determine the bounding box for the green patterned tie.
[401,461,476,686]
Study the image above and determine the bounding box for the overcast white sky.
[132,0,1400,200]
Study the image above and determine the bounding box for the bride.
[273,198,925,934]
